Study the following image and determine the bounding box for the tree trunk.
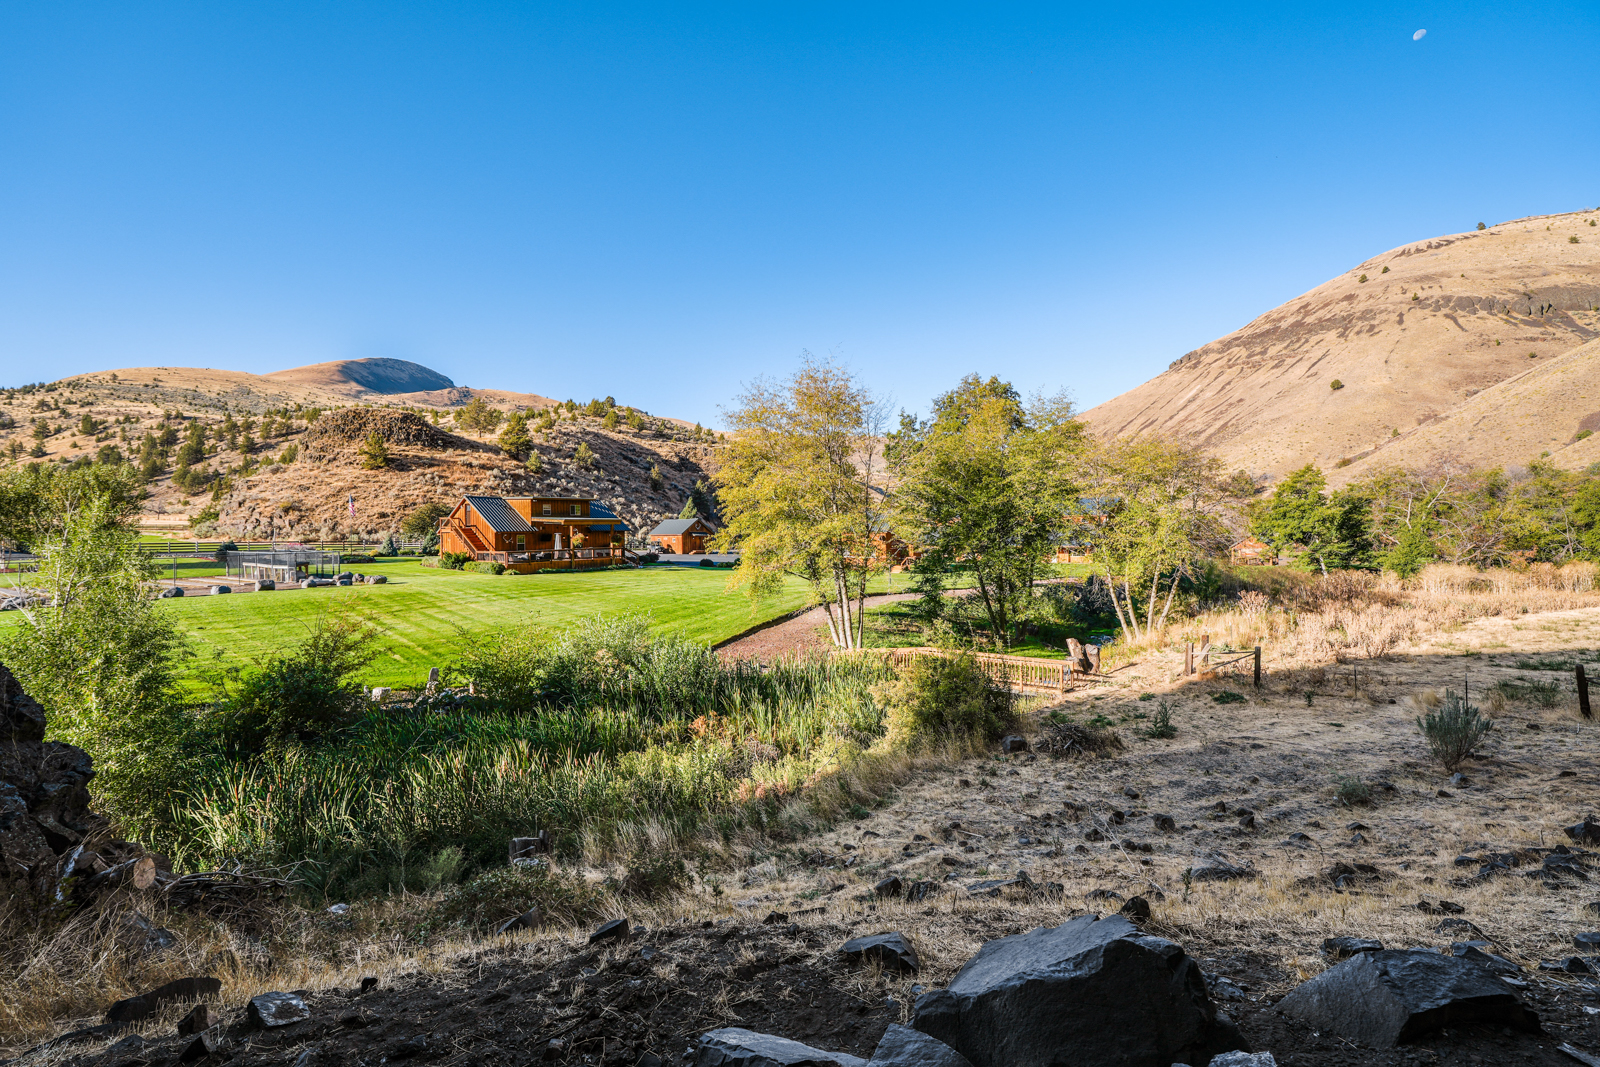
[1155,566,1184,633]
[84,856,156,894]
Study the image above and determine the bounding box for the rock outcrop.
[0,662,101,895]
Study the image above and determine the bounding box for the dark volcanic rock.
[909,913,1245,1067]
[1274,948,1539,1046]
[696,1027,867,1066]
[1564,815,1600,844]
[840,932,920,973]
[105,976,223,1024]
[1321,937,1383,958]
[589,918,631,944]
[0,662,102,893]
[999,736,1029,753]
[867,1024,971,1067]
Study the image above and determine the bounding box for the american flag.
[348,493,355,518]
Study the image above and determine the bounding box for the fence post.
[1253,646,1261,689]
[1184,642,1193,676]
[1579,664,1592,720]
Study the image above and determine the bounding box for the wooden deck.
[843,645,1103,693]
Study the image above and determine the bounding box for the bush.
[1212,690,1246,705]
[1477,222,1485,230]
[638,551,659,564]
[439,551,472,570]
[1335,776,1372,806]
[1357,274,1368,283]
[1144,702,1176,739]
[877,652,1010,748]
[209,613,382,755]
[465,560,506,574]
[431,863,606,933]
[619,844,689,900]
[378,532,398,556]
[1330,379,1345,391]
[212,539,238,563]
[1416,690,1493,772]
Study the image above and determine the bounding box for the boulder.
[999,736,1029,753]
[177,1033,217,1063]
[910,913,1244,1067]
[1454,945,1521,976]
[589,918,630,944]
[1564,816,1600,845]
[867,1024,971,1067]
[105,977,223,1024]
[255,579,275,591]
[496,906,542,935]
[1575,932,1600,951]
[247,991,310,1029]
[1274,949,1539,1047]
[840,932,920,974]
[213,585,231,595]
[873,876,903,898]
[1189,855,1255,882]
[696,1027,866,1067]
[158,585,184,598]
[1538,957,1594,974]
[1177,1055,1278,1067]
[176,1003,220,1035]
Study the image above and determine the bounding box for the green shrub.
[1335,776,1372,806]
[1576,430,1593,441]
[1212,690,1246,705]
[430,862,606,933]
[209,612,381,755]
[1416,690,1493,772]
[1492,677,1564,707]
[1329,379,1345,391]
[465,560,506,574]
[438,551,472,570]
[1381,265,1390,272]
[1476,222,1485,230]
[619,844,689,900]
[1143,702,1176,739]
[1357,274,1368,283]
[212,539,238,563]
[877,652,1011,748]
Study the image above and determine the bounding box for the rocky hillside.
[0,362,718,540]
[1081,209,1600,483]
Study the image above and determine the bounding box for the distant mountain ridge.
[1081,209,1600,484]
[264,357,456,395]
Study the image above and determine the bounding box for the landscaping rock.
[1538,957,1594,974]
[1151,813,1176,832]
[1274,948,1539,1047]
[1120,895,1152,922]
[867,1024,971,1067]
[873,876,902,898]
[213,585,231,594]
[589,918,631,944]
[696,1027,866,1066]
[159,586,184,598]
[1434,918,1485,939]
[909,913,1245,1067]
[840,932,920,974]
[1575,932,1600,951]
[247,991,311,1029]
[999,735,1029,754]
[177,1033,217,1063]
[1454,945,1522,976]
[1321,937,1383,958]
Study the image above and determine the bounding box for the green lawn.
[1,561,819,690]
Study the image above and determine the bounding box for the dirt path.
[714,592,924,661]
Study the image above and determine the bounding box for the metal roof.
[461,495,532,532]
[648,515,715,536]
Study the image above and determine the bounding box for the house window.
[542,504,552,516]
[570,504,581,516]
[516,535,526,550]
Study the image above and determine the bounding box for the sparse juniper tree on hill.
[1083,436,1229,644]
[359,432,389,470]
[497,412,532,460]
[714,357,889,649]
[890,375,1086,647]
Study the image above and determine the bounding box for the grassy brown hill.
[1081,209,1600,482]
[0,362,717,540]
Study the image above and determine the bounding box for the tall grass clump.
[874,652,1012,749]
[1416,689,1493,772]
[162,615,896,899]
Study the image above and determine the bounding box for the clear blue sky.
[3,4,1597,425]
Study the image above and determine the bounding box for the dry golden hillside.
[1082,209,1600,481]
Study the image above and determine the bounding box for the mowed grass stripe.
[1,563,814,689]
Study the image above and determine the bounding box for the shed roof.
[649,515,715,537]
[462,495,532,532]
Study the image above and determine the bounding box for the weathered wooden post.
[1184,642,1194,676]
[1579,664,1592,720]
[1253,646,1262,689]
[1086,644,1101,675]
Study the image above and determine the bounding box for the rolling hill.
[1081,209,1600,484]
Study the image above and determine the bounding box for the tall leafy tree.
[497,412,533,460]
[890,375,1085,647]
[1084,436,1229,642]
[713,357,887,649]
[1250,465,1374,574]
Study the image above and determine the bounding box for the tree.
[1084,437,1230,642]
[0,494,188,831]
[498,412,532,460]
[626,409,644,431]
[401,501,449,540]
[648,463,664,493]
[0,462,143,549]
[891,375,1086,647]
[714,357,887,649]
[359,432,389,470]
[573,442,596,468]
[1250,465,1373,574]
[454,396,502,437]
[603,409,619,431]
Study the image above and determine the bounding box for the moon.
[1412,28,1427,40]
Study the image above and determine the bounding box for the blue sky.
[2,4,1597,425]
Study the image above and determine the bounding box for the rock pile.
[695,914,1248,1067]
[300,408,491,457]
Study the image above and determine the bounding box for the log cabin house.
[439,495,632,572]
[646,514,717,554]
[1229,537,1273,566]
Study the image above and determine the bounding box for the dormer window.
[542,505,552,516]
[570,504,581,516]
